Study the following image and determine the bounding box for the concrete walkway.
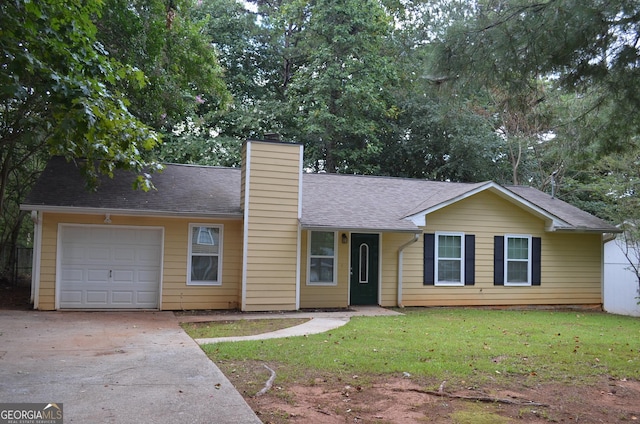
[176,306,403,344]
[0,307,401,424]
[0,311,262,424]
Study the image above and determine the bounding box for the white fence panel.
[604,239,640,317]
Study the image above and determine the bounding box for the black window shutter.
[494,236,504,285]
[532,237,541,286]
[464,234,475,285]
[424,233,435,285]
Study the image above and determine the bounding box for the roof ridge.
[161,163,241,170]
[303,172,489,185]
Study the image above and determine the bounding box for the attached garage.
[58,225,163,309]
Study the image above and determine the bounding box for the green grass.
[201,308,640,386]
[451,404,511,424]
[180,318,309,338]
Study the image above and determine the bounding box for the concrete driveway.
[0,311,261,424]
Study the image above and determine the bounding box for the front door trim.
[348,232,381,306]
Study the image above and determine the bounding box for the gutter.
[301,225,422,234]
[550,226,623,234]
[19,205,243,220]
[397,233,420,307]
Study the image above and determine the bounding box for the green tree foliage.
[0,0,156,276]
[0,0,229,278]
[154,0,274,166]
[562,144,640,223]
[95,0,230,131]
[377,88,509,182]
[425,0,640,224]
[376,8,510,183]
[434,0,640,162]
[1,0,162,190]
[284,0,398,173]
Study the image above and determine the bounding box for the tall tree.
[0,0,157,277]
[434,0,640,158]
[1,0,162,188]
[283,0,398,173]
[155,0,278,166]
[376,5,511,183]
[95,0,230,131]
[0,0,229,278]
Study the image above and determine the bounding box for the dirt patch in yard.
[219,360,640,423]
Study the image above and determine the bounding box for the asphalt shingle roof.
[300,173,487,232]
[504,185,616,231]
[22,156,242,217]
[22,157,618,233]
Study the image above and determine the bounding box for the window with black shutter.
[424,233,475,286]
[494,235,541,286]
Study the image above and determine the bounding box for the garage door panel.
[87,269,110,283]
[136,291,158,305]
[138,247,162,264]
[86,246,111,262]
[63,246,88,262]
[135,230,163,244]
[138,269,160,284]
[60,291,82,304]
[64,226,87,239]
[114,247,137,263]
[61,268,84,282]
[59,226,162,309]
[86,291,109,304]
[112,292,134,304]
[112,270,135,283]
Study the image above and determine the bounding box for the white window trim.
[187,223,223,286]
[358,243,369,284]
[435,232,465,286]
[307,230,338,286]
[504,234,532,286]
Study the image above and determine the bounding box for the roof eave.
[300,223,422,234]
[550,226,623,234]
[20,204,243,220]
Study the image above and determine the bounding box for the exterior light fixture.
[342,233,348,244]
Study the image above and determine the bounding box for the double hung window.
[505,235,531,285]
[424,233,475,286]
[435,233,464,286]
[308,231,337,285]
[188,224,222,285]
[494,234,541,286]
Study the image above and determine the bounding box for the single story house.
[21,139,620,311]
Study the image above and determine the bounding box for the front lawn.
[203,308,640,385]
[199,308,640,423]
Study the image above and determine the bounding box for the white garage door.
[59,225,162,309]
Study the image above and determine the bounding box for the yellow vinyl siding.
[379,232,416,307]
[37,214,58,310]
[299,230,350,309]
[162,219,243,310]
[397,190,603,307]
[242,141,302,311]
[35,212,243,311]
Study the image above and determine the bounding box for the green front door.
[350,233,379,305]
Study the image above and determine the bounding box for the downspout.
[397,233,420,307]
[30,211,42,309]
[295,145,303,310]
[241,143,252,311]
